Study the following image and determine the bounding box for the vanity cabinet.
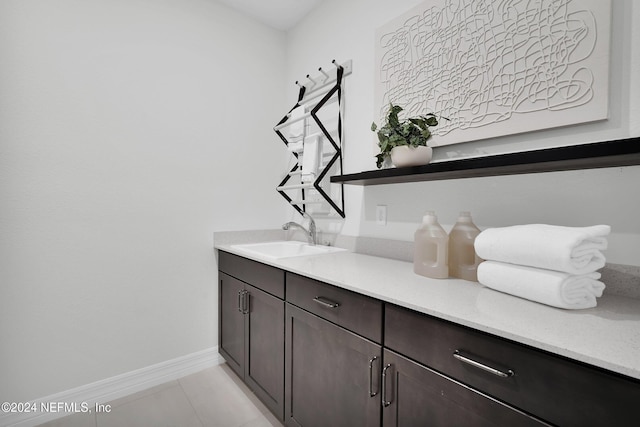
[284,273,383,427]
[217,250,640,426]
[218,252,285,420]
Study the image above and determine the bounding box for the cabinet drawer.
[385,304,640,427]
[286,273,383,343]
[382,349,548,427]
[218,251,284,299]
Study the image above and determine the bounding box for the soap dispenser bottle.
[413,211,449,279]
[448,211,482,281]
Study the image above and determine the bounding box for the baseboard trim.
[1,347,223,427]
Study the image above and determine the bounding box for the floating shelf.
[330,137,640,186]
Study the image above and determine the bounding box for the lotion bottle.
[413,211,449,279]
[448,211,482,281]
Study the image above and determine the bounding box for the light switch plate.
[376,205,387,226]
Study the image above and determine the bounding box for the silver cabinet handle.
[313,296,340,308]
[368,356,378,397]
[241,290,249,314]
[381,363,392,407]
[237,290,243,313]
[453,350,514,378]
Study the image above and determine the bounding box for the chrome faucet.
[282,212,317,245]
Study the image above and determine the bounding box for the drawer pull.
[453,350,514,378]
[313,296,340,308]
[238,290,249,314]
[368,356,378,397]
[381,363,393,407]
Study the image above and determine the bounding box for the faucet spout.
[282,212,317,245]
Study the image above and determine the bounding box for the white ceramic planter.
[390,145,433,167]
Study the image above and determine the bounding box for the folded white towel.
[477,261,605,309]
[288,105,305,139]
[474,224,610,275]
[301,133,322,183]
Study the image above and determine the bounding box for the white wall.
[0,0,286,402]
[287,0,640,266]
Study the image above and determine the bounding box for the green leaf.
[387,104,403,127]
[425,116,438,126]
[409,118,427,130]
[371,122,377,132]
[389,104,403,116]
[389,134,405,145]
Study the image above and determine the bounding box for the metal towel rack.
[274,59,352,218]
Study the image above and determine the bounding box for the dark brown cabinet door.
[285,304,381,427]
[218,273,285,420]
[382,349,549,427]
[245,284,285,420]
[218,272,245,378]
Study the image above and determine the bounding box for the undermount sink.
[230,241,346,260]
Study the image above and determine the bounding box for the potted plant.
[371,104,447,168]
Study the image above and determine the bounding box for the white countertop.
[215,242,640,381]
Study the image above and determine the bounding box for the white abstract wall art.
[375,0,612,147]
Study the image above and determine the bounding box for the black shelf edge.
[330,137,640,186]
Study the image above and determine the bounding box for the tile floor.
[38,363,283,427]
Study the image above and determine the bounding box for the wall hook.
[295,80,304,88]
[306,74,317,87]
[318,67,330,81]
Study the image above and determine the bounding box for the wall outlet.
[376,205,387,226]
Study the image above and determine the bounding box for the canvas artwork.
[374,0,612,147]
